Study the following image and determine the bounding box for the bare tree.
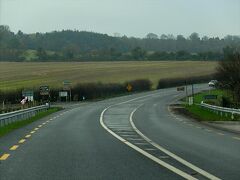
[216,46,240,104]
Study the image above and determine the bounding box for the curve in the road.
[100,91,221,180]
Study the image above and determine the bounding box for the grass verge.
[185,104,240,121]
[183,89,239,121]
[0,107,61,137]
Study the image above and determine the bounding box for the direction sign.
[39,86,50,96]
[22,90,34,101]
[63,80,71,90]
[59,91,68,97]
[204,95,218,100]
[177,87,185,91]
[63,80,71,85]
[22,90,33,97]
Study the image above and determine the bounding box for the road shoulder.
[170,104,240,135]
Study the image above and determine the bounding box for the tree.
[167,34,175,40]
[176,35,185,41]
[131,47,146,60]
[36,47,47,60]
[63,44,79,59]
[146,33,158,39]
[160,34,168,40]
[202,36,209,41]
[216,46,240,104]
[17,30,24,36]
[189,32,200,41]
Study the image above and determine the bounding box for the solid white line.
[127,138,144,141]
[117,131,136,134]
[130,107,221,180]
[121,134,138,137]
[100,108,197,180]
[145,148,157,151]
[109,128,132,130]
[107,125,131,128]
[134,142,149,145]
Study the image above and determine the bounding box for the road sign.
[22,90,33,96]
[39,86,49,96]
[63,85,71,91]
[126,84,132,92]
[22,90,34,101]
[204,95,218,100]
[63,80,71,90]
[63,80,71,85]
[177,87,185,91]
[59,91,68,97]
[62,80,72,101]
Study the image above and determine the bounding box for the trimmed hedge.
[71,83,125,100]
[157,75,215,89]
[0,79,152,104]
[125,79,152,92]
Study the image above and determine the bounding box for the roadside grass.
[185,104,239,121]
[182,89,229,105]
[193,89,230,105]
[0,61,217,91]
[183,89,239,121]
[0,107,61,137]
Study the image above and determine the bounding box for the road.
[0,84,240,180]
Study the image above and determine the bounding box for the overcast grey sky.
[0,0,239,38]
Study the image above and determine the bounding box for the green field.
[0,61,217,91]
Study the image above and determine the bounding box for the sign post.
[189,97,193,105]
[63,80,72,102]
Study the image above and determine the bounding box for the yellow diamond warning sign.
[126,84,132,92]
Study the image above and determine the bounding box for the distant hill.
[0,25,239,61]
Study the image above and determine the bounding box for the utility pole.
[192,84,194,104]
[185,80,188,104]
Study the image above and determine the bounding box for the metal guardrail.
[0,104,49,127]
[200,102,240,119]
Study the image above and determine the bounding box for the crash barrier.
[0,104,49,127]
[200,102,240,120]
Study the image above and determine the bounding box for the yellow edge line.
[0,154,10,160]
[25,134,31,138]
[10,145,19,151]
[18,139,26,144]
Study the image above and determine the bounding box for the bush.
[0,79,153,103]
[125,79,152,92]
[157,75,214,89]
[0,89,23,104]
[71,83,125,100]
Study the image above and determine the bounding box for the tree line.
[0,25,240,61]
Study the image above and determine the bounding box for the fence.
[0,104,49,127]
[200,102,240,119]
